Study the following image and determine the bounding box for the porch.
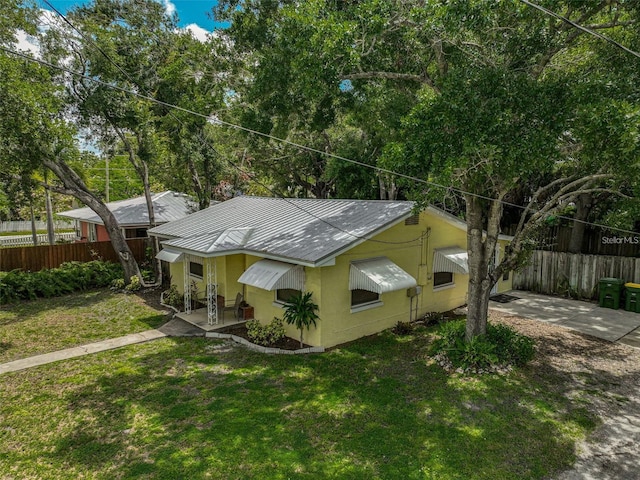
[175,308,248,332]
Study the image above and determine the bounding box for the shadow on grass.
[28,331,597,480]
[0,341,11,353]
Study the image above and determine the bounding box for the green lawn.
[0,290,169,363]
[0,292,595,479]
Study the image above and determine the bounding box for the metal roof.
[149,196,415,265]
[58,191,197,227]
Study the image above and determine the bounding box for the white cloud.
[184,23,211,42]
[12,8,63,57]
[15,30,40,56]
[162,0,176,17]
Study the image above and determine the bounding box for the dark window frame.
[351,288,380,307]
[189,261,204,279]
[275,288,301,304]
[433,271,454,288]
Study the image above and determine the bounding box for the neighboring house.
[148,196,513,348]
[58,191,196,242]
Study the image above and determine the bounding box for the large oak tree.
[217,0,640,340]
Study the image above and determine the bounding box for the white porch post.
[206,257,218,325]
[183,254,191,314]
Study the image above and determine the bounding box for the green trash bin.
[599,278,625,309]
[624,283,640,313]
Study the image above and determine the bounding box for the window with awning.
[433,247,469,274]
[156,248,184,263]
[238,259,305,291]
[349,257,417,294]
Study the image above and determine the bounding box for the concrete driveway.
[490,290,640,349]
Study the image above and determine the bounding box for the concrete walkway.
[0,330,167,375]
[490,290,640,348]
[0,317,203,375]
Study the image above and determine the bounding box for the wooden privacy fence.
[502,224,640,256]
[0,238,149,272]
[513,250,640,300]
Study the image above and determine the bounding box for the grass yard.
[0,290,169,363]
[0,293,596,480]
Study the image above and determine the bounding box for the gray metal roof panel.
[58,191,197,226]
[150,196,414,264]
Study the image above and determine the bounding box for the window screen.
[434,271,453,287]
[351,289,380,306]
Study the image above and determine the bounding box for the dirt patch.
[134,287,167,311]
[490,309,640,480]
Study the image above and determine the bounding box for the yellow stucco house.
[148,196,513,348]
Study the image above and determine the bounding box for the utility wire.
[520,0,640,60]
[39,0,432,246]
[2,42,639,238]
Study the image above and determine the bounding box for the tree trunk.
[567,193,592,254]
[45,190,55,245]
[43,158,142,283]
[378,174,398,200]
[465,194,502,342]
[119,128,160,284]
[44,172,56,245]
[29,201,38,246]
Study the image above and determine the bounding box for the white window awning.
[238,259,305,291]
[156,248,184,263]
[433,247,469,274]
[349,257,417,294]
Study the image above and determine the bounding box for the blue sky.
[42,0,225,34]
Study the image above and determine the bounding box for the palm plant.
[282,291,319,347]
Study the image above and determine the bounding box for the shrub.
[431,319,535,373]
[141,268,155,283]
[393,321,414,335]
[124,275,142,292]
[246,317,286,346]
[111,278,126,290]
[423,311,446,325]
[0,261,123,304]
[161,284,184,310]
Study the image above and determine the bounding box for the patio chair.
[219,292,243,323]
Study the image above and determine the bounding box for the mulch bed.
[216,323,311,351]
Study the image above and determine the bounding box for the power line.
[2,43,638,237]
[39,2,430,245]
[520,0,640,60]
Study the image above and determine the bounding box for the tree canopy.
[2,0,639,333]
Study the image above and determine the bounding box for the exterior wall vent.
[405,214,419,226]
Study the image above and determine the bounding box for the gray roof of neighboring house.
[58,191,197,227]
[148,196,415,266]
